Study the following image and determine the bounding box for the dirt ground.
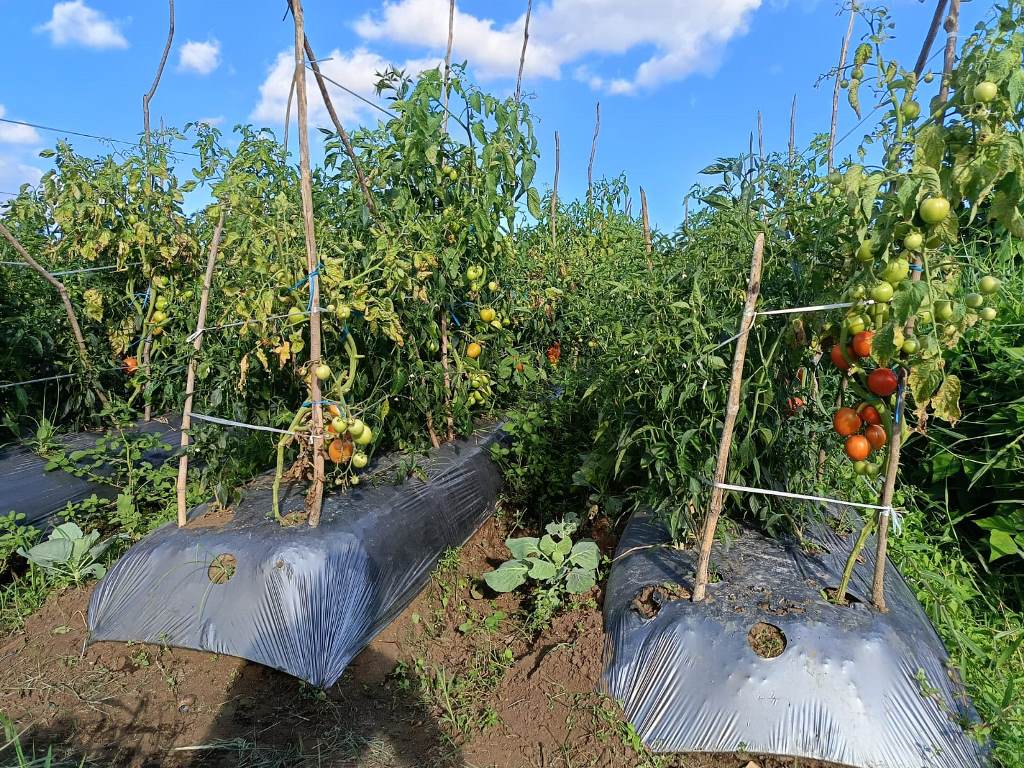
[1,516,844,768]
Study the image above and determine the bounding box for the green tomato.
[934,300,955,321]
[919,197,950,225]
[856,240,874,263]
[347,419,365,439]
[979,275,1001,295]
[337,305,352,319]
[845,314,867,334]
[314,364,331,381]
[466,265,484,281]
[903,232,923,251]
[864,462,882,478]
[901,100,920,120]
[965,292,984,309]
[880,259,910,285]
[155,297,169,311]
[288,306,305,325]
[850,284,867,300]
[331,416,347,434]
[979,306,997,321]
[923,72,934,84]
[355,426,373,446]
[487,280,499,291]
[918,308,932,324]
[944,323,959,337]
[900,337,919,354]
[974,81,998,103]
[853,460,869,476]
[351,452,368,469]
[151,310,168,324]
[871,282,895,303]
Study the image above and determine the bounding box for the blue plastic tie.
[908,263,924,272]
[894,370,905,426]
[449,305,461,328]
[288,263,324,313]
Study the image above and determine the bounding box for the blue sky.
[0,0,990,230]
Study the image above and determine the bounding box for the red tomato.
[867,368,899,397]
[858,404,881,425]
[865,424,887,450]
[831,344,851,371]
[851,330,874,358]
[786,396,806,416]
[845,434,872,461]
[833,407,863,436]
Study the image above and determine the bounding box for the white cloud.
[252,48,399,125]
[0,106,40,144]
[195,116,225,127]
[0,154,43,191]
[179,39,221,75]
[36,1,128,49]
[355,0,761,93]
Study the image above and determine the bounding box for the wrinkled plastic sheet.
[602,509,986,768]
[0,418,180,528]
[87,425,503,687]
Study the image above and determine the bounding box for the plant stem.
[273,407,310,520]
[834,512,875,603]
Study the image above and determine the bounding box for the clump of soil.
[632,582,692,619]
[747,622,787,659]
[183,504,234,530]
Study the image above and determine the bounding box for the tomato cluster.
[832,402,888,475]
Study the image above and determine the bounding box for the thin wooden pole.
[438,0,456,442]
[291,0,326,527]
[828,6,856,173]
[915,0,948,77]
[587,101,600,208]
[284,69,296,150]
[441,0,455,134]
[140,0,175,423]
[0,222,108,408]
[692,233,765,602]
[551,130,559,248]
[938,0,960,103]
[514,0,532,103]
[175,211,225,527]
[788,95,797,163]
[640,186,652,255]
[303,35,377,216]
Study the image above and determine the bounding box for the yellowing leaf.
[932,375,962,425]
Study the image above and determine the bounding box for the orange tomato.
[123,356,138,375]
[830,344,851,371]
[851,330,874,358]
[845,434,872,461]
[857,404,881,425]
[327,435,353,464]
[466,342,482,360]
[833,407,862,437]
[865,424,887,450]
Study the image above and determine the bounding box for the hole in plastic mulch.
[207,553,237,584]
[747,621,787,658]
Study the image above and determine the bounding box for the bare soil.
[1,516,844,768]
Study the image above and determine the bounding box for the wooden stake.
[692,233,765,602]
[587,101,600,208]
[441,0,455,135]
[915,0,948,77]
[640,186,652,255]
[788,95,797,163]
[303,35,376,216]
[551,130,559,248]
[938,0,960,103]
[175,211,225,527]
[0,222,108,408]
[684,195,689,226]
[828,6,856,173]
[291,0,326,527]
[870,369,905,612]
[140,0,175,423]
[284,69,296,150]
[514,0,532,103]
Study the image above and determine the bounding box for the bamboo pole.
[938,0,960,103]
[692,232,765,602]
[0,222,108,408]
[436,0,456,441]
[291,0,326,527]
[175,211,225,527]
[550,130,559,248]
[788,95,797,163]
[140,0,175,423]
[828,5,856,173]
[441,0,455,135]
[303,35,377,216]
[587,101,600,208]
[915,0,948,77]
[640,187,652,255]
[514,0,532,103]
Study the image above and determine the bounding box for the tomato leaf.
[892,280,927,324]
[931,375,962,425]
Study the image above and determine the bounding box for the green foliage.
[484,514,599,629]
[0,512,38,573]
[17,522,113,584]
